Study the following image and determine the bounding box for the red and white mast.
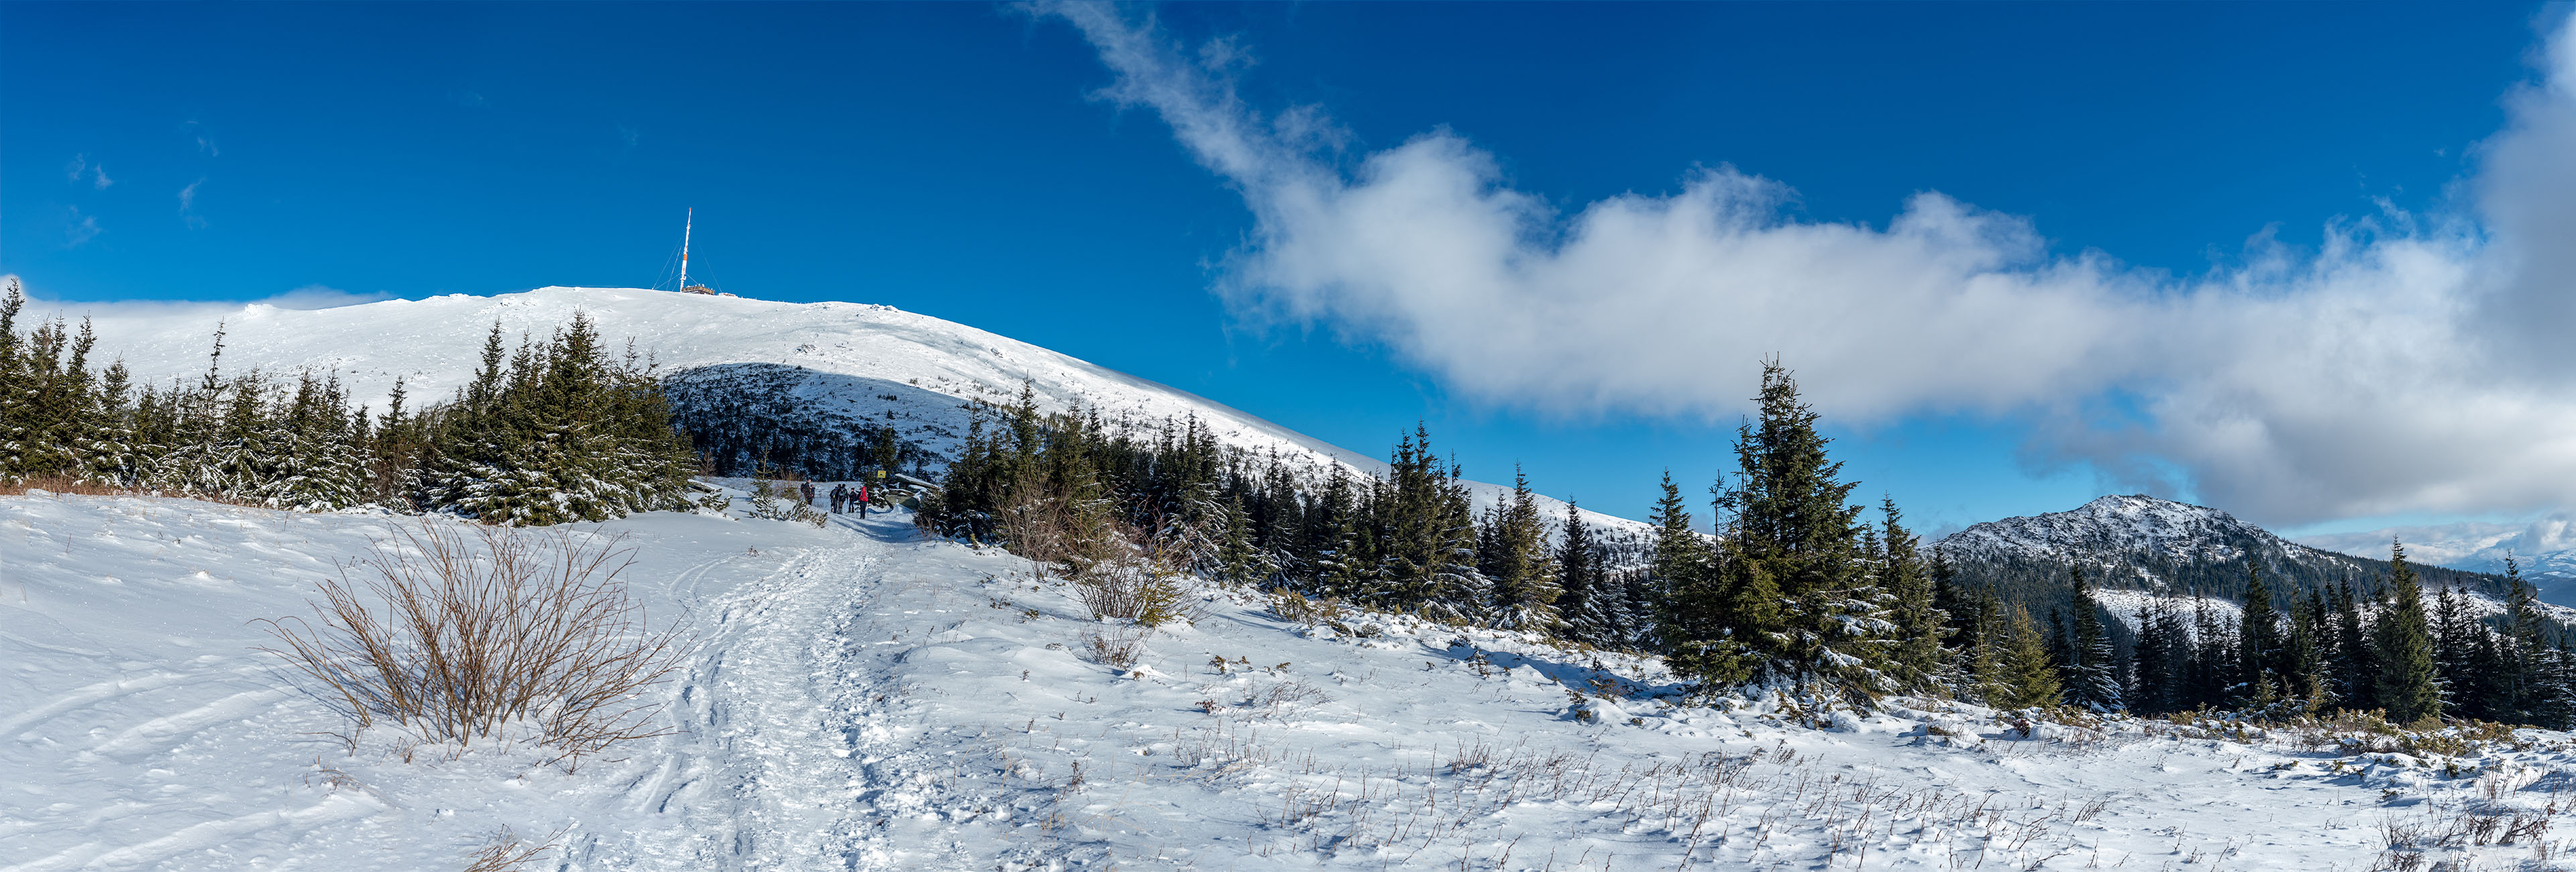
[679,207,693,290]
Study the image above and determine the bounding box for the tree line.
[922,362,2576,726]
[0,281,696,525]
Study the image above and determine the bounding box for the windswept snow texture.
[40,286,1640,532]
[13,492,2576,870]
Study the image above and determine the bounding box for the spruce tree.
[2063,564,2123,711]
[1479,466,1560,632]
[2238,561,2284,704]
[1995,604,2064,710]
[2332,579,2377,712]
[2372,540,2443,724]
[1880,500,1945,692]
[2502,555,2546,724]
[2129,596,2180,715]
[1699,362,1892,696]
[1653,469,1746,684]
[1556,499,1611,647]
[2186,593,2237,709]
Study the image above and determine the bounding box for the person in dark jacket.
[800,480,816,506]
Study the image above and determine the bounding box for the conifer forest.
[8,275,2574,731]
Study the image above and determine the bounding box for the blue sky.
[8,2,2573,537]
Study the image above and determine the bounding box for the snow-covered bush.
[254,523,687,769]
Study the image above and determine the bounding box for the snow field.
[9,491,2576,870]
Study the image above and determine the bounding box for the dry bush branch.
[255,522,689,769]
[462,826,564,872]
[1083,627,1148,671]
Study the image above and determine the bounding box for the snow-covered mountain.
[1937,493,2576,622]
[41,285,1643,533]
[1937,494,2341,569]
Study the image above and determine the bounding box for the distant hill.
[1935,494,2576,638]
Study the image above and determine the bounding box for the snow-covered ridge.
[1935,494,2332,567]
[1939,493,2576,623]
[40,286,1644,534]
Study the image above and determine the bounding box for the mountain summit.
[1937,494,2329,569]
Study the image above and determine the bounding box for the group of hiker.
[788,478,882,516]
[830,481,873,516]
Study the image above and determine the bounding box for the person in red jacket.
[855,482,871,518]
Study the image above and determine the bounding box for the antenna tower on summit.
[676,209,715,294]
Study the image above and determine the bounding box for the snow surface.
[13,492,2576,870]
[34,286,1642,536]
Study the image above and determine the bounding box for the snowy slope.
[39,286,1642,533]
[13,492,2576,871]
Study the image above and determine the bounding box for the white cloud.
[1041,2,2576,527]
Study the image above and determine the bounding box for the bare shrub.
[1267,588,1348,626]
[255,523,688,769]
[1249,680,1328,718]
[1071,553,1199,628]
[462,826,564,872]
[1083,627,1147,671]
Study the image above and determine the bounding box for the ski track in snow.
[12,492,2576,870]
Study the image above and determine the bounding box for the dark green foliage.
[2238,562,2285,703]
[1664,362,1912,699]
[2373,541,2443,723]
[0,285,694,527]
[1554,499,1613,646]
[1993,604,2063,710]
[1880,501,1946,691]
[2128,596,2183,714]
[2063,565,2122,711]
[1477,466,1560,633]
[415,315,698,525]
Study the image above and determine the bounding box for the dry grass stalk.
[461,826,564,872]
[1083,627,1148,671]
[0,474,129,497]
[255,523,688,769]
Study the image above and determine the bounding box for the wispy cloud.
[66,207,103,248]
[1040,2,2576,527]
[182,120,219,156]
[64,154,111,189]
[177,178,207,229]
